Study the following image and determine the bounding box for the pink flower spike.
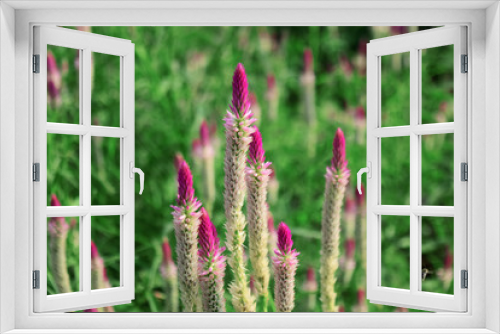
[332,128,348,173]
[248,127,266,164]
[230,63,250,116]
[173,153,185,172]
[356,184,365,208]
[198,208,221,257]
[267,74,276,90]
[304,48,314,73]
[51,194,61,207]
[355,106,365,120]
[176,161,195,206]
[200,120,210,147]
[91,241,100,260]
[162,238,174,266]
[277,222,294,254]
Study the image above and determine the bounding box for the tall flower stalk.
[90,241,115,312]
[300,49,317,157]
[171,161,202,312]
[320,128,350,312]
[192,121,216,213]
[272,222,299,312]
[161,237,179,312]
[48,194,71,294]
[47,52,62,108]
[246,127,272,311]
[198,208,226,312]
[223,63,256,312]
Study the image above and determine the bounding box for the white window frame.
[366,26,467,312]
[33,26,135,313]
[1,2,499,333]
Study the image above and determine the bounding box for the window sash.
[366,25,467,312]
[33,26,135,313]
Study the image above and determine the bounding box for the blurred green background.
[46,26,455,312]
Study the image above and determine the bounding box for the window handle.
[129,162,144,195]
[357,162,371,195]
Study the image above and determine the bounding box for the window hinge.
[461,162,468,181]
[33,163,40,182]
[33,270,40,289]
[33,54,40,73]
[461,270,468,289]
[461,54,468,73]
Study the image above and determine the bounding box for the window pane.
[47,216,80,295]
[421,217,454,294]
[91,137,120,205]
[381,52,410,127]
[421,133,454,206]
[91,52,120,127]
[47,134,79,206]
[47,45,80,124]
[381,215,410,290]
[421,45,454,124]
[381,136,410,205]
[91,216,120,290]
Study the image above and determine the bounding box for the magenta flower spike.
[246,126,272,309]
[303,48,314,74]
[48,194,71,294]
[272,222,299,312]
[223,63,256,312]
[320,128,351,312]
[353,288,368,312]
[90,241,106,291]
[438,246,453,291]
[174,153,185,172]
[192,120,216,213]
[171,160,202,312]
[161,237,179,312]
[197,208,226,312]
[355,106,366,144]
[47,51,62,108]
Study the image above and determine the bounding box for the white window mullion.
[409,47,419,295]
[82,47,92,296]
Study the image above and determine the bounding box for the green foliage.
[46,26,454,312]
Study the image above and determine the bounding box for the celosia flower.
[343,239,356,284]
[171,161,202,312]
[47,51,62,108]
[192,120,216,213]
[48,194,71,294]
[223,63,256,312]
[320,128,350,312]
[353,288,368,312]
[90,241,105,290]
[437,246,453,291]
[303,48,314,73]
[303,266,319,312]
[272,222,299,312]
[339,55,353,80]
[174,153,185,172]
[246,127,272,309]
[161,237,179,312]
[303,266,318,293]
[265,74,279,121]
[197,208,226,312]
